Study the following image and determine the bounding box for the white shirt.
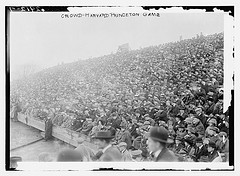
[102,144,112,153]
[154,149,162,158]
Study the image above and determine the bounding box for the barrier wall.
[17,113,85,147]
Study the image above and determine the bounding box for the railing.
[17,113,95,149]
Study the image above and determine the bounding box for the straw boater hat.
[118,142,127,147]
[92,131,114,139]
[131,150,142,157]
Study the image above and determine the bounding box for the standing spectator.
[147,126,178,162]
[75,137,95,161]
[44,116,53,141]
[92,131,122,161]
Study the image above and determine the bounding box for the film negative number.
[8,6,43,12]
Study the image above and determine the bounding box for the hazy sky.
[10,11,224,71]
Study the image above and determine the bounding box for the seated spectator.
[118,142,132,161]
[191,137,208,162]
[207,141,219,162]
[131,149,143,162]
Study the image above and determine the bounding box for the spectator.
[147,126,178,162]
[191,137,208,162]
[118,142,132,161]
[92,131,122,161]
[74,137,95,161]
[10,32,226,162]
[207,141,219,162]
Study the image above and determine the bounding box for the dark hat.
[184,137,194,146]
[195,137,203,143]
[208,97,214,101]
[176,115,184,121]
[208,141,216,149]
[92,131,114,139]
[57,149,83,162]
[218,94,223,100]
[147,126,172,144]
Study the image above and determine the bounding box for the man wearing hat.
[92,131,122,162]
[207,141,219,162]
[118,142,132,161]
[131,149,143,162]
[205,97,216,116]
[173,136,185,154]
[74,136,95,161]
[192,137,208,162]
[118,124,132,150]
[195,107,207,127]
[175,124,187,138]
[147,126,178,162]
[80,117,94,136]
[192,118,205,138]
[206,126,219,143]
[216,131,229,156]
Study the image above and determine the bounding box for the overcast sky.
[10,12,224,72]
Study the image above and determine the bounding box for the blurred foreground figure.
[147,126,178,162]
[57,149,83,162]
[38,152,53,162]
[74,137,95,161]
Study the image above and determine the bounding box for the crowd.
[10,32,229,162]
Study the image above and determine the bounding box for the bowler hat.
[147,126,173,143]
[92,131,114,139]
